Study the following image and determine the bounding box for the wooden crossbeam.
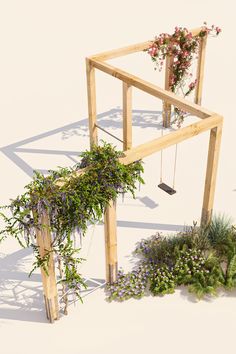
[55,115,222,186]
[89,27,202,61]
[120,114,223,165]
[89,58,214,119]
[90,41,152,61]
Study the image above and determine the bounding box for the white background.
[0,1,236,353]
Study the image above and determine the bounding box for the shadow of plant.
[0,107,163,178]
[0,248,106,323]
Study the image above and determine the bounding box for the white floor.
[0,1,236,353]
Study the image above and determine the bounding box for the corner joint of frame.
[210,113,224,125]
[86,57,96,67]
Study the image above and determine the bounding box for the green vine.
[0,142,144,313]
[145,23,221,126]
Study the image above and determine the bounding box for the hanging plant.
[0,142,144,313]
[145,23,221,126]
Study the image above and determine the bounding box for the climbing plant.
[0,142,144,313]
[145,23,221,126]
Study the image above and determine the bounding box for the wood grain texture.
[104,200,118,283]
[89,27,202,61]
[34,210,59,323]
[201,122,223,225]
[90,59,214,119]
[163,54,174,127]
[90,41,152,61]
[123,82,132,150]
[86,58,98,147]
[120,114,223,165]
[195,35,207,105]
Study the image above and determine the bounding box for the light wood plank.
[163,54,174,127]
[104,200,118,283]
[86,58,98,147]
[195,35,207,105]
[123,82,132,150]
[91,59,214,119]
[201,123,223,225]
[55,115,223,188]
[90,41,152,61]
[89,27,203,61]
[120,114,223,165]
[34,210,59,323]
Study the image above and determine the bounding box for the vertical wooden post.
[162,54,173,128]
[86,58,98,148]
[195,36,207,105]
[34,210,59,323]
[104,200,118,283]
[201,121,223,226]
[123,82,132,150]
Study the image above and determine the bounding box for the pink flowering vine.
[146,24,221,126]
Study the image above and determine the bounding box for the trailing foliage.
[106,215,236,302]
[145,23,221,126]
[0,142,144,312]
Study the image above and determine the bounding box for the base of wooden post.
[108,262,118,284]
[44,295,60,323]
[33,210,60,323]
[200,208,212,227]
[104,200,118,284]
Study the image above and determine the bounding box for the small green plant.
[107,216,236,302]
[106,267,149,302]
[149,265,175,296]
[205,214,233,246]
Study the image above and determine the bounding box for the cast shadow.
[0,107,164,178]
[0,247,106,323]
[0,107,189,322]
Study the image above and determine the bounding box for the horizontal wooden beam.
[90,58,214,119]
[90,41,152,61]
[120,114,223,165]
[90,27,203,61]
[54,114,222,188]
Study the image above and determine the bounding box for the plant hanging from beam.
[0,142,144,314]
[145,23,221,126]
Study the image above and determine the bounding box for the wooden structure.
[34,27,223,322]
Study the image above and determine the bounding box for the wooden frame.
[86,26,223,285]
[34,27,223,322]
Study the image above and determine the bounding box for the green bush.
[106,216,236,302]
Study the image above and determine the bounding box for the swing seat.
[158,182,176,195]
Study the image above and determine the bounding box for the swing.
[158,128,178,195]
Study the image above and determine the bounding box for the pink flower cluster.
[146,24,221,126]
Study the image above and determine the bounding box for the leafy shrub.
[106,266,150,301]
[0,142,144,313]
[107,217,236,302]
[149,265,175,296]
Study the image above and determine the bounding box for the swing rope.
[160,128,163,184]
[159,127,178,193]
[172,143,178,189]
